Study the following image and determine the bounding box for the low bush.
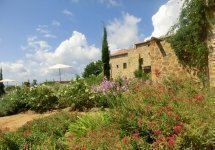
[58,78,95,111]
[0,87,28,116]
[0,112,76,149]
[26,85,58,112]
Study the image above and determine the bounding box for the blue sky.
[0,0,183,83]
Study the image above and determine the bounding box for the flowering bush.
[113,77,215,149]
[26,85,58,112]
[0,87,29,116]
[91,78,129,107]
[58,78,96,111]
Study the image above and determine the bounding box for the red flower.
[153,141,159,146]
[173,123,183,134]
[167,135,177,147]
[122,137,130,143]
[81,146,86,150]
[131,129,139,140]
[132,132,139,141]
[168,138,175,147]
[153,129,161,135]
[194,94,204,102]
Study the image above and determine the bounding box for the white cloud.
[44,34,57,38]
[62,9,73,16]
[107,12,141,50]
[52,20,61,26]
[151,0,183,38]
[36,25,49,34]
[1,31,100,83]
[36,25,57,39]
[98,0,121,6]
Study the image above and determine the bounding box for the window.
[116,65,119,68]
[123,63,127,69]
[144,66,151,73]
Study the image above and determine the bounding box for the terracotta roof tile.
[110,48,133,57]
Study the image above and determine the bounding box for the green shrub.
[58,78,95,111]
[0,87,29,116]
[26,85,58,112]
[83,73,103,86]
[0,112,76,149]
[134,69,150,80]
[69,112,111,138]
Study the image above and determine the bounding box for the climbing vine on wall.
[169,0,209,79]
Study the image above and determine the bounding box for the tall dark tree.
[101,27,110,80]
[0,68,5,96]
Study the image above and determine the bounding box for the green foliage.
[83,73,103,86]
[0,87,29,116]
[26,85,58,112]
[101,27,110,80]
[82,60,103,78]
[69,112,111,137]
[0,112,75,149]
[169,0,208,79]
[134,69,150,80]
[58,78,95,111]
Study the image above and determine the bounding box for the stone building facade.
[110,37,187,82]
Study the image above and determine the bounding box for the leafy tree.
[0,68,5,96]
[101,27,110,80]
[169,0,209,83]
[82,60,103,78]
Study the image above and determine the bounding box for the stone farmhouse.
[110,1,215,88]
[110,36,187,82]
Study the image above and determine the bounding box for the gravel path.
[0,111,56,132]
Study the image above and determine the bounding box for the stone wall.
[207,5,215,88]
[149,39,186,82]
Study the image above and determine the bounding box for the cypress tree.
[0,68,5,96]
[101,27,110,80]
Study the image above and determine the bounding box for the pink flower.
[194,94,204,102]
[153,129,161,135]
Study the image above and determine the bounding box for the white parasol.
[49,64,72,82]
[0,79,16,87]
